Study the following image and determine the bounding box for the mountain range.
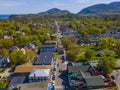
[38,8,70,15]
[9,1,120,18]
[78,2,120,14]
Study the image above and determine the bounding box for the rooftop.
[29,69,50,77]
[68,62,105,88]
[85,76,105,87]
[14,62,51,73]
[8,76,26,87]
[9,82,48,90]
[34,52,53,65]
[44,40,57,45]
[41,45,56,48]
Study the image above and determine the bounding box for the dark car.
[52,76,55,80]
[62,60,65,63]
[53,68,56,71]
[61,56,65,60]
[111,75,115,80]
[57,63,59,66]
[58,49,65,55]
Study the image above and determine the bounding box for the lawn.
[72,45,116,62]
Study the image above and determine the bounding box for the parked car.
[53,68,56,71]
[111,75,115,80]
[52,76,55,80]
[61,56,65,60]
[52,81,55,86]
[54,62,56,65]
[62,60,64,63]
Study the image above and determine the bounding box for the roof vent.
[45,56,47,58]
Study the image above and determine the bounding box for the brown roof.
[44,40,57,45]
[14,62,51,73]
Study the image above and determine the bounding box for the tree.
[0,48,9,57]
[101,26,109,33]
[97,38,109,49]
[97,37,116,50]
[25,49,36,61]
[66,50,77,62]
[53,52,59,60]
[9,50,28,66]
[0,39,14,49]
[115,41,120,56]
[69,22,77,30]
[61,37,73,50]
[0,79,6,88]
[85,50,95,60]
[98,57,116,74]
[0,29,3,38]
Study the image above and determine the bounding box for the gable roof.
[29,69,50,77]
[68,65,92,78]
[14,62,51,73]
[68,62,105,88]
[34,52,53,65]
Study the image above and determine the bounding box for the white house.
[29,69,50,82]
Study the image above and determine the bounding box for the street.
[54,20,68,90]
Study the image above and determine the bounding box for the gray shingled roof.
[41,45,56,48]
[68,65,92,78]
[8,76,26,87]
[34,52,53,65]
[68,64,105,88]
[85,76,105,87]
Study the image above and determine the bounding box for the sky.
[0,0,119,14]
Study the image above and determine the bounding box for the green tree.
[97,38,109,49]
[61,37,73,50]
[0,79,6,88]
[53,52,59,60]
[66,50,77,62]
[0,48,9,57]
[0,39,14,49]
[69,22,77,30]
[115,41,120,56]
[85,50,95,60]
[9,50,27,66]
[0,29,3,38]
[98,57,116,74]
[25,49,36,61]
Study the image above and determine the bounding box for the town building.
[34,52,53,65]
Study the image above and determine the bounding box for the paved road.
[55,58,64,90]
[54,20,67,90]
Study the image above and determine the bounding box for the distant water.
[0,15,11,19]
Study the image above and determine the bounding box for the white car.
[52,81,55,86]
[52,83,55,86]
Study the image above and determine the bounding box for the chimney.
[34,73,36,82]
